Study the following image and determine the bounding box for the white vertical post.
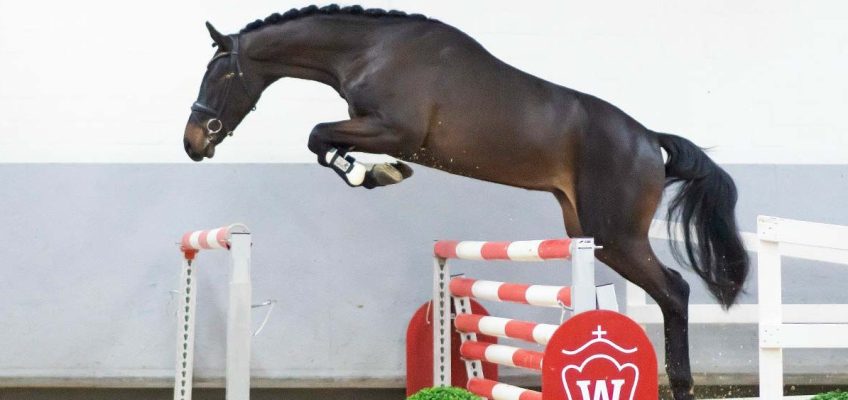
[433,257,451,387]
[226,233,252,400]
[174,256,197,400]
[625,281,648,331]
[758,216,783,399]
[453,296,484,381]
[570,238,596,314]
[595,284,619,312]
[626,281,647,308]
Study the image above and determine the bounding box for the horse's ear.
[206,21,231,51]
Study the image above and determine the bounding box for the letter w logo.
[575,379,625,400]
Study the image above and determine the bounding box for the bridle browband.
[190,35,255,142]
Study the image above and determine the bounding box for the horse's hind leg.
[307,117,414,189]
[597,239,693,400]
[559,154,694,399]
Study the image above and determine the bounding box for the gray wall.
[0,163,845,387]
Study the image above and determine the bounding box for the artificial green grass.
[407,386,478,400]
[813,390,848,400]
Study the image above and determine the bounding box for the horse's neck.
[244,17,375,91]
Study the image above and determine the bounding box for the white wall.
[1,0,846,164]
[1,2,847,386]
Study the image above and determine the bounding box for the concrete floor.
[0,388,407,400]
[1,386,844,400]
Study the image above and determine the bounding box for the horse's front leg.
[307,117,414,189]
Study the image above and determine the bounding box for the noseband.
[190,36,255,142]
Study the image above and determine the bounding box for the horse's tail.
[656,132,749,309]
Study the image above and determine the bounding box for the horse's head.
[184,22,260,161]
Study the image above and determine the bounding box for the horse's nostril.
[184,122,209,161]
[184,137,205,161]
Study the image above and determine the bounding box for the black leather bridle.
[190,35,254,142]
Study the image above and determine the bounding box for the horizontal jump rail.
[434,239,572,261]
[467,378,542,400]
[460,341,544,371]
[455,314,558,346]
[449,277,571,308]
[180,223,250,253]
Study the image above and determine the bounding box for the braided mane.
[240,4,435,34]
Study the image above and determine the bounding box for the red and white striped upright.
[431,237,598,398]
[175,223,252,400]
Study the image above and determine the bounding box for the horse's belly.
[415,128,568,192]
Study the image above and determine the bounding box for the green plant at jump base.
[407,386,479,400]
[813,390,848,400]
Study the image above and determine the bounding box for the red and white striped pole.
[467,378,542,400]
[460,341,544,371]
[175,224,251,400]
[180,226,232,252]
[449,277,572,308]
[454,314,558,346]
[434,239,572,261]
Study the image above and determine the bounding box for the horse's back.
[354,19,665,198]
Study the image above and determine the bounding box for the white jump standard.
[175,224,252,400]
[432,237,604,400]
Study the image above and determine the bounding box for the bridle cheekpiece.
[190,35,255,143]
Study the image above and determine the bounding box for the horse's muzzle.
[184,122,215,161]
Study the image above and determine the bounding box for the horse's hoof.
[359,162,413,189]
[370,163,405,185]
[391,161,414,179]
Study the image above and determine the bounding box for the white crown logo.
[560,325,640,400]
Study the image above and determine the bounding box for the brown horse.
[183,5,749,399]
